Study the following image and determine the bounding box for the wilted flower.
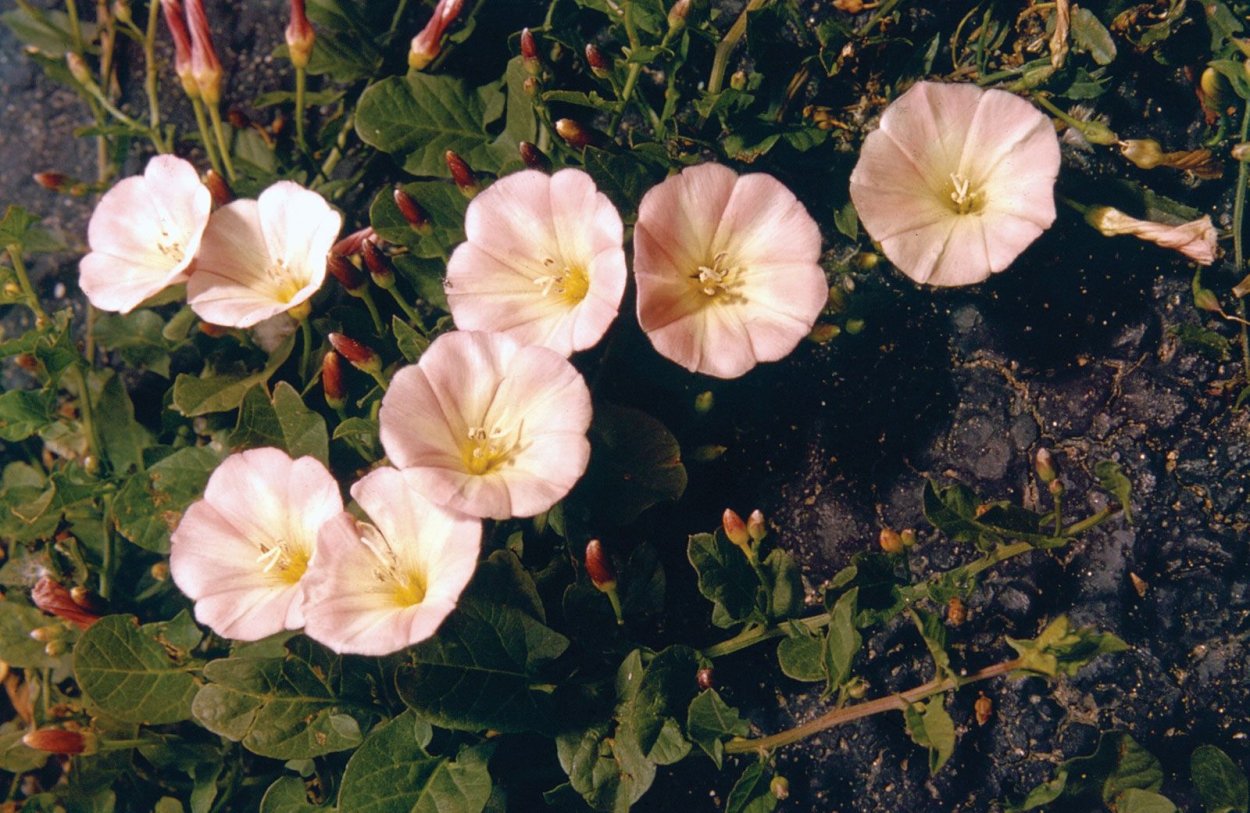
[170,448,343,641]
[445,169,627,356]
[23,728,93,756]
[1085,207,1217,265]
[187,181,342,328]
[849,81,1061,287]
[31,578,100,630]
[379,330,592,519]
[409,0,464,71]
[78,155,211,313]
[633,163,828,378]
[302,467,481,656]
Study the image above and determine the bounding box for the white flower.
[445,169,627,356]
[849,81,1061,287]
[187,181,342,327]
[379,330,592,520]
[301,467,481,656]
[169,448,342,641]
[78,155,211,313]
[633,163,828,379]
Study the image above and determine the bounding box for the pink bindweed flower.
[187,180,342,328]
[633,163,828,379]
[184,0,223,105]
[170,448,343,641]
[1085,207,1218,265]
[409,0,465,71]
[379,330,592,520]
[849,81,1061,287]
[78,155,211,313]
[301,467,481,656]
[445,169,627,357]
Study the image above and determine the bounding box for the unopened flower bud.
[332,226,375,258]
[729,70,747,91]
[328,333,381,375]
[585,43,610,78]
[33,171,68,192]
[946,596,967,626]
[113,0,133,24]
[185,0,224,105]
[770,776,790,801]
[846,678,867,699]
[409,0,464,71]
[520,28,541,75]
[1080,120,1118,146]
[1201,66,1228,107]
[1194,286,1222,313]
[1120,138,1165,170]
[555,118,598,151]
[693,390,714,414]
[1233,142,1250,162]
[668,0,691,32]
[31,578,100,631]
[69,586,101,613]
[66,52,92,85]
[23,728,93,756]
[584,539,616,591]
[879,527,904,554]
[285,0,315,69]
[1048,479,1065,498]
[523,76,539,96]
[900,528,917,548]
[445,150,481,198]
[518,141,551,171]
[44,639,67,656]
[974,692,993,726]
[747,509,766,542]
[29,625,61,643]
[393,188,433,236]
[722,509,751,553]
[853,251,880,271]
[322,351,346,410]
[150,561,170,581]
[362,240,396,289]
[327,254,367,293]
[161,0,198,96]
[204,169,232,207]
[1034,448,1058,483]
[696,666,714,690]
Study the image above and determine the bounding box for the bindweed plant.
[0,0,1246,810]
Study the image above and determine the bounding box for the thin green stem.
[384,285,425,330]
[1234,103,1250,388]
[68,366,102,466]
[367,368,390,392]
[98,495,115,599]
[300,318,314,382]
[358,289,385,335]
[192,97,224,176]
[1053,492,1063,536]
[142,0,164,147]
[608,26,675,136]
[207,103,237,182]
[723,658,1022,754]
[1062,504,1118,537]
[705,0,766,99]
[316,112,354,182]
[65,0,85,53]
[388,0,411,34]
[294,65,308,153]
[7,244,48,323]
[703,613,830,659]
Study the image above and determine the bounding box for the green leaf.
[369,180,467,260]
[355,74,505,177]
[1115,789,1178,813]
[1007,616,1129,678]
[258,777,325,813]
[686,689,749,769]
[617,645,698,761]
[555,722,655,812]
[0,389,54,441]
[1094,460,1134,523]
[776,630,824,682]
[337,712,492,813]
[392,317,430,363]
[229,382,330,465]
[172,334,295,416]
[911,607,953,681]
[396,597,569,734]
[192,646,367,760]
[0,720,48,774]
[0,204,61,252]
[74,615,198,725]
[1010,733,1163,812]
[0,599,64,668]
[393,254,450,312]
[113,446,220,553]
[93,310,173,378]
[581,147,665,216]
[94,371,153,473]
[1192,745,1249,813]
[725,762,777,813]
[687,532,761,628]
[904,696,956,774]
[764,548,803,620]
[823,588,861,691]
[572,403,687,525]
[333,417,381,460]
[1070,7,1117,65]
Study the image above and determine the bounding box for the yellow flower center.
[463,423,521,475]
[533,258,590,305]
[691,251,744,302]
[946,172,985,215]
[390,568,428,607]
[256,540,308,585]
[265,258,304,303]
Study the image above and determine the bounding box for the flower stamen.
[947,172,983,215]
[532,257,589,304]
[464,422,522,475]
[693,251,743,301]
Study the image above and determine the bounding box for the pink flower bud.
[584,539,616,591]
[33,172,68,192]
[185,0,223,105]
[444,150,481,198]
[362,239,396,289]
[327,253,367,293]
[393,187,433,235]
[518,141,551,171]
[23,728,92,756]
[520,28,540,75]
[328,332,381,374]
[408,0,465,71]
[747,509,766,542]
[204,169,232,207]
[160,0,198,96]
[722,509,750,551]
[332,226,375,258]
[285,0,315,69]
[555,118,597,150]
[322,351,346,409]
[31,578,100,630]
[584,43,609,78]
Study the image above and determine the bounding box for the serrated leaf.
[74,615,198,725]
[113,446,220,553]
[687,532,761,628]
[904,696,956,774]
[396,597,569,734]
[1191,745,1249,813]
[192,648,367,759]
[686,689,749,769]
[337,712,492,813]
[355,74,505,177]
